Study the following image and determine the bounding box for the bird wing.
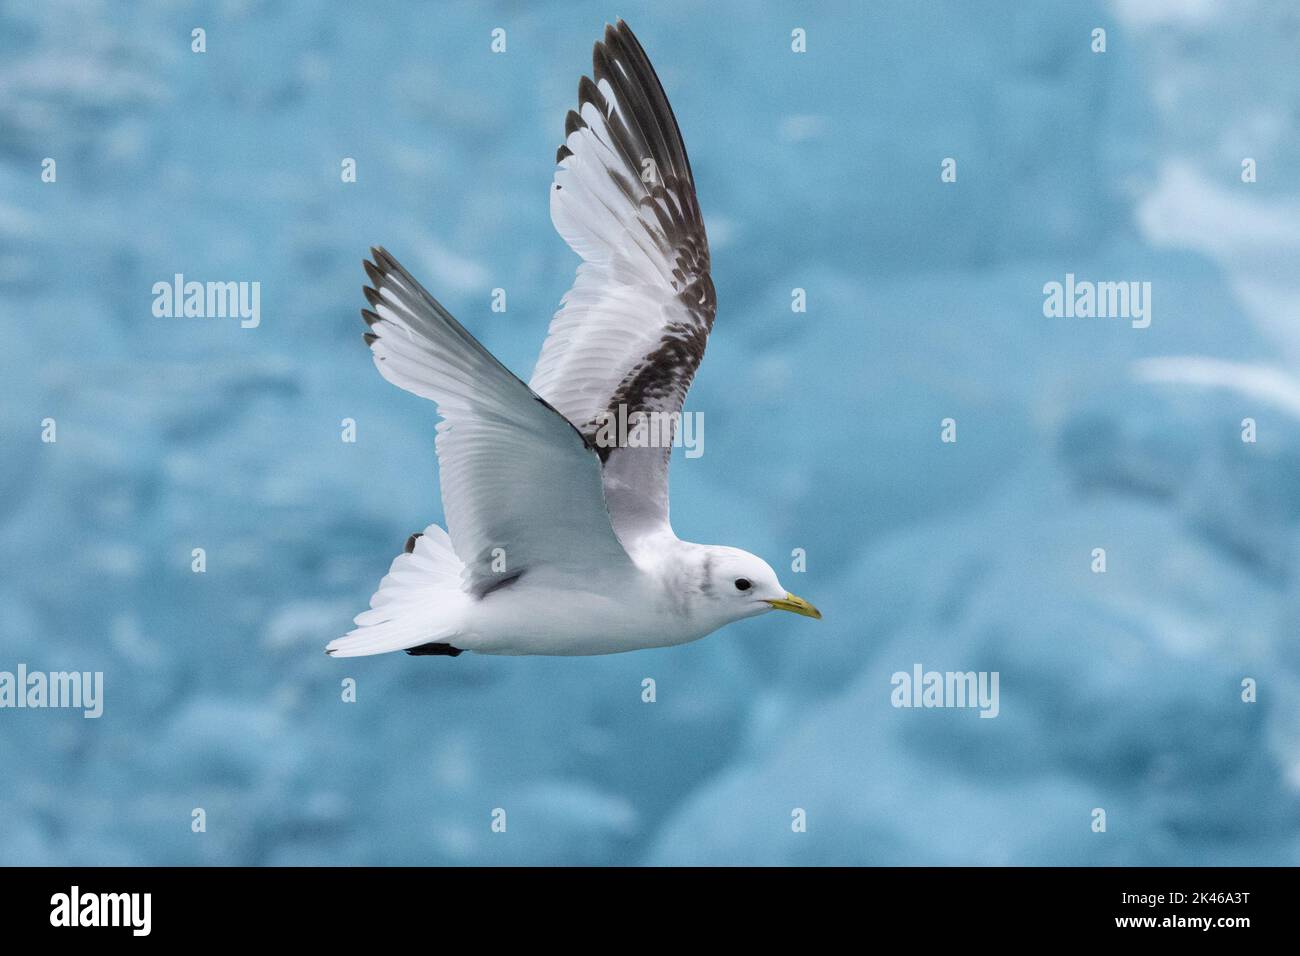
[361,247,634,596]
[530,20,716,542]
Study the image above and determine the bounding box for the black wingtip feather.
[577,75,603,111]
[363,332,378,346]
[406,642,464,657]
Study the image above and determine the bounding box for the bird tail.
[326,525,470,657]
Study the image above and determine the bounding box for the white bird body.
[357,529,769,657]
[450,555,709,657]
[471,542,691,656]
[326,21,819,659]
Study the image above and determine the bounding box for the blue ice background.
[3,0,1300,865]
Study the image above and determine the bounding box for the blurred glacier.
[2,0,1299,864]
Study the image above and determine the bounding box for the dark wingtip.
[361,308,381,328]
[556,144,573,164]
[363,285,383,308]
[406,642,465,657]
[363,259,383,286]
[404,532,423,554]
[577,75,601,109]
[363,332,378,346]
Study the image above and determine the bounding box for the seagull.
[326,20,819,658]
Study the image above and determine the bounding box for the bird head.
[699,546,821,624]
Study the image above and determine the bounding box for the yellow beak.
[766,592,822,619]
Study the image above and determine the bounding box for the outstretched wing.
[530,20,715,542]
[360,247,634,596]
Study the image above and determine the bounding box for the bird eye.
[734,578,752,591]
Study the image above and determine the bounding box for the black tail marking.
[406,642,464,657]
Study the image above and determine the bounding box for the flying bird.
[327,20,819,658]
